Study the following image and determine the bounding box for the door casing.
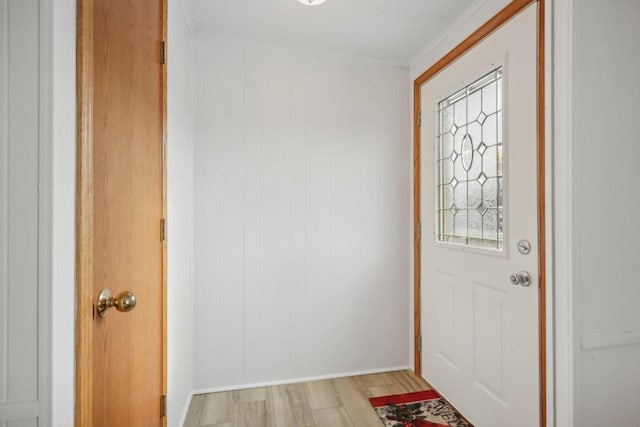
[74,0,168,425]
[412,0,547,425]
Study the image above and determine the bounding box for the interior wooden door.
[76,0,166,426]
[420,5,539,426]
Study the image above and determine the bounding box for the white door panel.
[421,5,539,426]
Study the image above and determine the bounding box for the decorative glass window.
[436,68,504,250]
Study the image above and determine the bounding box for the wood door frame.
[412,0,547,425]
[74,0,168,425]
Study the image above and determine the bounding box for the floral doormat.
[369,390,473,427]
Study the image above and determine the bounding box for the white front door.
[420,5,539,426]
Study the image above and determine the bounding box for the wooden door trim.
[74,1,169,425]
[161,0,169,423]
[537,2,547,425]
[75,0,95,424]
[412,0,547,425]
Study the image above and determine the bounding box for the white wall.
[167,0,195,425]
[569,1,640,425]
[193,38,411,391]
[51,0,76,426]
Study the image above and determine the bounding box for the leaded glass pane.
[436,68,504,250]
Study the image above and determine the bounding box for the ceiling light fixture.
[297,0,327,6]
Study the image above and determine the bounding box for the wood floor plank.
[351,376,372,398]
[303,379,341,410]
[358,372,396,387]
[200,391,235,425]
[376,378,410,395]
[292,384,318,426]
[311,407,353,427]
[237,401,268,427]
[270,384,316,427]
[238,386,268,403]
[368,384,406,397]
[389,370,431,393]
[183,394,204,427]
[333,377,383,427]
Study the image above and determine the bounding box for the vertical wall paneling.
[7,0,39,404]
[167,0,196,424]
[193,40,246,388]
[0,0,8,409]
[0,0,44,424]
[50,0,76,424]
[194,40,411,391]
[243,48,293,382]
[37,0,52,423]
[572,1,640,425]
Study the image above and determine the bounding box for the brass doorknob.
[97,289,138,318]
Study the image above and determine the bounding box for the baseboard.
[177,393,193,427]
[192,365,412,395]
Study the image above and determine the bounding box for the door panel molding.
[412,0,546,425]
[75,0,168,425]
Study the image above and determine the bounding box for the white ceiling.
[182,0,477,64]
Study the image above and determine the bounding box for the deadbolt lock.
[517,239,532,255]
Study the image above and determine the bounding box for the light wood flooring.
[183,370,431,427]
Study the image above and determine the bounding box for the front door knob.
[97,288,138,317]
[510,271,531,287]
